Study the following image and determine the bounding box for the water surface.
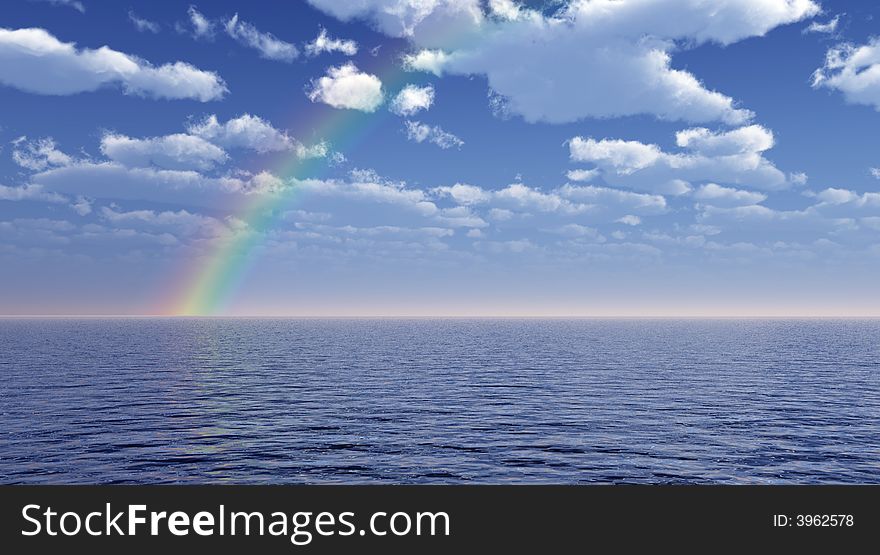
[1,318,878,483]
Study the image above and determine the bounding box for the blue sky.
[1,0,880,316]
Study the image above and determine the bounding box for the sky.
[1,0,880,316]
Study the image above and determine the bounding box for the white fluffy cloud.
[305,27,358,57]
[187,114,293,153]
[11,136,74,171]
[813,38,880,111]
[100,133,228,171]
[565,169,600,182]
[390,84,435,116]
[569,125,790,193]
[0,27,226,101]
[186,114,329,158]
[321,0,821,124]
[307,63,384,111]
[404,120,463,149]
[224,13,299,62]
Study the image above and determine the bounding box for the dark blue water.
[1,318,878,484]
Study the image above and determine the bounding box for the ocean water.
[1,318,878,484]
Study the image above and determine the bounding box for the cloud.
[693,183,768,207]
[344,0,823,124]
[813,38,880,111]
[305,27,358,57]
[187,6,215,39]
[11,136,74,171]
[616,215,641,226]
[565,169,600,182]
[186,114,329,158]
[569,138,662,175]
[404,120,463,148]
[804,15,839,34]
[224,13,299,62]
[187,114,293,153]
[871,168,880,180]
[812,188,880,216]
[547,223,605,241]
[129,11,160,33]
[70,196,91,215]
[100,206,234,237]
[431,183,489,205]
[433,181,658,219]
[390,84,435,116]
[402,49,450,75]
[569,125,790,193]
[0,27,227,101]
[558,185,666,214]
[674,125,774,156]
[100,133,228,171]
[305,0,483,38]
[33,0,84,13]
[307,63,384,111]
[30,162,284,207]
[789,172,808,185]
[0,183,65,203]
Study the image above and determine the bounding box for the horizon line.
[2,314,880,320]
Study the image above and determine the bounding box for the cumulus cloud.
[390,84,435,116]
[186,114,329,159]
[558,185,666,214]
[431,183,489,205]
[100,133,228,171]
[0,183,65,203]
[100,206,235,237]
[433,181,661,221]
[812,188,880,221]
[565,169,600,182]
[30,162,284,208]
[569,125,789,193]
[305,27,358,57]
[129,11,160,33]
[224,13,298,62]
[693,183,768,207]
[187,114,293,153]
[0,27,227,101]
[307,63,384,111]
[813,38,880,111]
[333,0,822,124]
[404,120,463,149]
[11,136,74,171]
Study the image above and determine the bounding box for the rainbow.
[166,62,420,316]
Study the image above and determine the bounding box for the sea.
[1,318,878,484]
